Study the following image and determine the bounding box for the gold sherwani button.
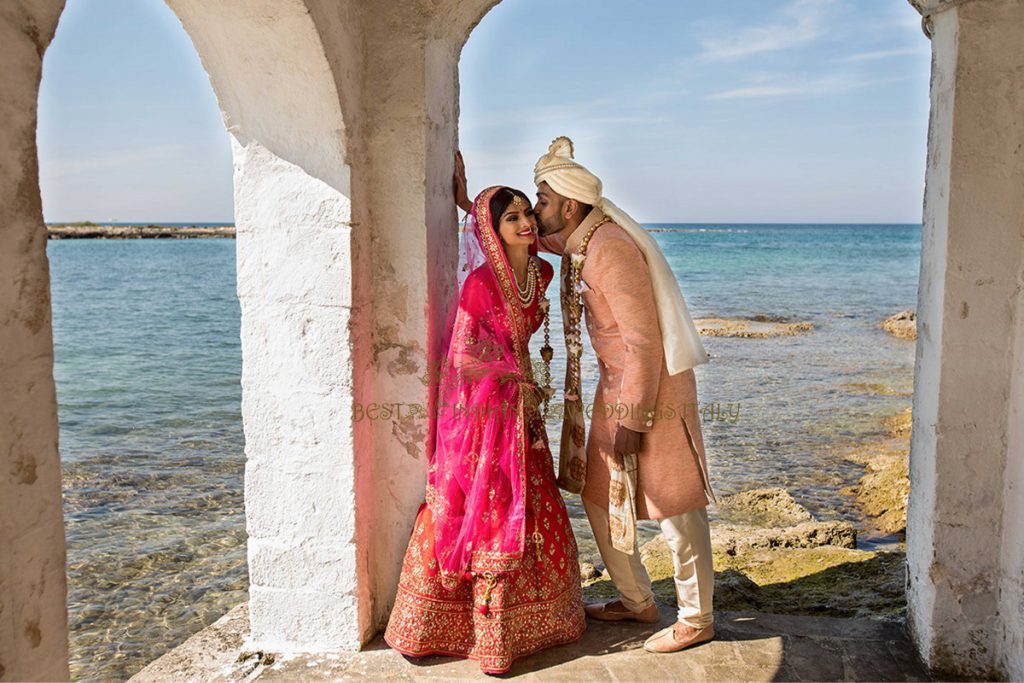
[645,419,654,427]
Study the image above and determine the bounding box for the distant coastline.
[47,222,235,239]
[44,222,917,240]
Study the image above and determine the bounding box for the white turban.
[534,136,710,374]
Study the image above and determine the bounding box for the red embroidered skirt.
[384,440,586,674]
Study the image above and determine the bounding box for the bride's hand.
[522,380,547,415]
[454,150,473,213]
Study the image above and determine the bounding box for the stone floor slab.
[131,603,931,682]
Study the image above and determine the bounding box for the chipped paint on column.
[357,12,444,635]
[0,1,71,680]
[908,0,1024,679]
[343,1,502,636]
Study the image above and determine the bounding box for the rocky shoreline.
[580,394,914,622]
[594,314,916,620]
[48,223,235,239]
[839,407,911,537]
[692,309,918,341]
[582,486,907,620]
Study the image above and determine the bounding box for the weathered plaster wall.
[907,0,1024,679]
[1001,262,1024,679]
[906,0,955,672]
[355,0,505,637]
[0,2,70,680]
[303,0,499,638]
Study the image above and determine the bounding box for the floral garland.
[564,218,612,402]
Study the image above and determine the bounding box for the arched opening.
[456,0,930,621]
[37,1,241,678]
[1,0,358,678]
[442,1,1024,679]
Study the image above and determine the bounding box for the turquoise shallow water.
[48,224,919,680]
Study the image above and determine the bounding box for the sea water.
[48,224,919,679]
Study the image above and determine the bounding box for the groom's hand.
[613,425,642,463]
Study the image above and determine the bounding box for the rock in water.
[712,521,857,555]
[883,407,913,438]
[843,454,909,536]
[880,310,917,341]
[717,488,814,527]
[694,317,814,338]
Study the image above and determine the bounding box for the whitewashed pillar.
[906,0,1024,679]
[167,0,362,651]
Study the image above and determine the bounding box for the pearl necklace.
[514,257,539,306]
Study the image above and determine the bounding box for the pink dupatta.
[426,186,539,590]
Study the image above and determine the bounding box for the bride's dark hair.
[489,187,532,230]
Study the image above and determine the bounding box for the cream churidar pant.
[583,498,714,629]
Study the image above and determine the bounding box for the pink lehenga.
[383,186,586,674]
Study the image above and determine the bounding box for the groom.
[531,137,717,654]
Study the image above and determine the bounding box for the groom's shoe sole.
[584,601,660,624]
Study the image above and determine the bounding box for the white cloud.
[706,74,917,100]
[462,97,669,132]
[837,48,923,63]
[707,84,822,100]
[696,0,836,63]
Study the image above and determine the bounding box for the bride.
[383,173,586,673]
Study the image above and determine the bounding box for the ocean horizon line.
[45,220,923,227]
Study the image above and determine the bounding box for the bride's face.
[496,198,538,249]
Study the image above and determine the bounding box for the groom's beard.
[537,215,563,238]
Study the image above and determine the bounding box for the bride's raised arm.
[454,150,473,214]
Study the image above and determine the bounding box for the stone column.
[305,0,499,641]
[0,2,71,680]
[168,0,363,652]
[347,9,462,638]
[906,0,1024,679]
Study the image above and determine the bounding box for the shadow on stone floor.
[366,603,928,682]
[133,556,930,682]
[365,552,923,682]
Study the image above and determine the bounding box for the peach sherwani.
[558,209,714,521]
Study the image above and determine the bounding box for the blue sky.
[38,0,931,224]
